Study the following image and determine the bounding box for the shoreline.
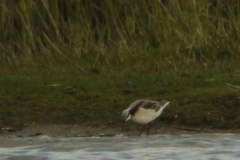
[1,124,240,148]
[2,124,240,138]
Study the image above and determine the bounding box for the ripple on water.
[0,134,240,160]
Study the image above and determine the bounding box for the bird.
[121,99,170,136]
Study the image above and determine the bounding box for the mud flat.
[1,124,240,148]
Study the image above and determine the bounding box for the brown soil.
[2,123,240,138]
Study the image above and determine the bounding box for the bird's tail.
[156,100,170,114]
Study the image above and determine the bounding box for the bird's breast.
[130,108,158,124]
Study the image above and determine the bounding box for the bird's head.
[122,110,131,121]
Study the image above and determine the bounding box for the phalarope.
[121,99,170,135]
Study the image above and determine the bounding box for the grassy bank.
[1,66,240,130]
[1,1,240,130]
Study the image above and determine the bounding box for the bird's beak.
[126,115,131,121]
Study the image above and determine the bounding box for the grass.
[1,0,240,69]
[1,1,240,130]
[1,67,240,130]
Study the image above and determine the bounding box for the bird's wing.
[128,100,170,115]
[141,101,159,112]
[142,100,170,112]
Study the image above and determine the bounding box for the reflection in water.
[0,134,240,159]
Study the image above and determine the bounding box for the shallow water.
[0,133,240,160]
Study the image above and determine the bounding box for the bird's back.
[128,100,170,124]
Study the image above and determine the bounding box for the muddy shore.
[2,123,240,138]
[1,124,240,148]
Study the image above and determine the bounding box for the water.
[0,133,240,160]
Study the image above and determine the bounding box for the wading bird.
[121,99,170,136]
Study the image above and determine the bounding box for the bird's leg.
[139,124,146,136]
[146,122,151,135]
[121,121,125,132]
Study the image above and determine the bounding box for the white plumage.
[121,99,170,135]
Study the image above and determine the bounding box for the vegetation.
[0,0,240,130]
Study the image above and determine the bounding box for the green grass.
[1,67,240,129]
[1,1,240,130]
[1,0,240,71]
